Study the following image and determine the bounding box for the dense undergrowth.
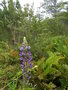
[0,36,68,90]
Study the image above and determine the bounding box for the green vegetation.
[0,0,68,90]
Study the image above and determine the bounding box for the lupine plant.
[19,37,32,86]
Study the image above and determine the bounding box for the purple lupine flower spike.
[19,37,32,84]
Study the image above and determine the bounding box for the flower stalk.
[19,37,32,86]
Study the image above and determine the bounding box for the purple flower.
[22,60,25,65]
[30,64,32,68]
[23,69,25,74]
[19,41,32,83]
[20,57,23,60]
[28,51,32,56]
[28,60,31,64]
[20,47,23,51]
[19,53,22,57]
[21,52,24,55]
[25,46,31,50]
[25,46,28,50]
[29,57,32,61]
[21,64,24,68]
[28,46,31,50]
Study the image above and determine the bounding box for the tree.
[16,0,21,10]
[42,0,68,18]
[42,0,58,17]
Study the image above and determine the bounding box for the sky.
[0,0,68,12]
[19,0,43,10]
[0,0,43,13]
[18,0,68,11]
[18,0,68,17]
[0,0,68,17]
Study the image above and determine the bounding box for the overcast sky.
[18,0,68,8]
[18,0,68,17]
[16,0,68,12]
[0,0,68,11]
[0,0,68,17]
